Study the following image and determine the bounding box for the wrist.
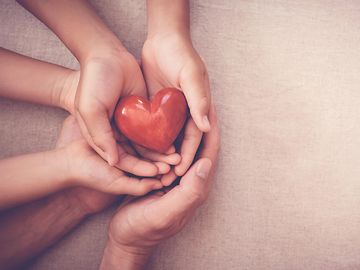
[80,39,128,65]
[52,146,78,188]
[100,237,153,270]
[55,70,79,114]
[147,0,190,39]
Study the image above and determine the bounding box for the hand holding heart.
[141,33,211,185]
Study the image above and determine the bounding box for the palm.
[142,34,208,183]
[56,117,117,214]
[74,51,147,165]
[109,192,185,248]
[77,52,146,117]
[142,35,192,96]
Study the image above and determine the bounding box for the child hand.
[57,54,181,172]
[142,33,211,185]
[57,116,163,196]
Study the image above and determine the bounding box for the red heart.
[114,88,188,153]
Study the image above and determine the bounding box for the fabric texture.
[1,0,360,269]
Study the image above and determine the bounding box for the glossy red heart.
[114,88,188,153]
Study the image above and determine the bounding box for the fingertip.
[155,162,171,174]
[201,115,211,132]
[168,153,182,165]
[151,179,163,190]
[145,163,160,177]
[174,164,186,177]
[195,158,212,179]
[161,170,178,186]
[165,145,176,154]
[107,152,119,167]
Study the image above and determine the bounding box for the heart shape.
[114,88,188,153]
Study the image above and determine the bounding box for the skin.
[16,0,148,166]
[143,0,212,185]
[0,1,217,268]
[0,114,167,211]
[0,46,188,211]
[100,106,220,269]
[16,0,182,168]
[0,116,116,270]
[17,0,211,176]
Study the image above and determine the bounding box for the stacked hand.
[100,107,219,269]
[14,0,218,268]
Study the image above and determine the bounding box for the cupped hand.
[106,106,219,257]
[74,48,148,166]
[56,116,116,214]
[142,33,212,184]
[57,116,164,202]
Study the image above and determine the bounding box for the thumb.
[76,107,118,166]
[146,158,212,223]
[180,64,211,132]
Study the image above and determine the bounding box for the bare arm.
[17,0,123,62]
[147,0,189,38]
[17,0,137,165]
[0,48,77,113]
[0,191,88,270]
[0,149,70,210]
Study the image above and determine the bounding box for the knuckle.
[132,183,151,196]
[184,187,206,205]
[150,217,173,232]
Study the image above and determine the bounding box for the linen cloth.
[1,1,360,269]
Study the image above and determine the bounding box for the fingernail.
[107,154,116,167]
[154,181,163,189]
[196,159,212,179]
[202,115,211,131]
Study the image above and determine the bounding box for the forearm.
[17,0,125,62]
[0,48,75,111]
[100,238,152,270]
[147,0,190,38]
[0,191,88,270]
[0,149,70,210]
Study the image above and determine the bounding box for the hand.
[100,106,219,269]
[55,115,116,214]
[56,116,164,205]
[74,48,150,166]
[142,33,211,185]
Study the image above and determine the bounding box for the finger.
[174,118,203,176]
[180,62,211,132]
[76,108,118,166]
[115,143,159,177]
[145,158,212,222]
[122,142,169,175]
[145,105,219,221]
[165,145,176,154]
[155,162,171,174]
[133,144,181,165]
[102,176,163,196]
[160,169,178,186]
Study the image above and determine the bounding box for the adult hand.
[142,32,211,185]
[100,106,219,269]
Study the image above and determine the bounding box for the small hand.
[142,33,211,185]
[104,106,219,261]
[56,116,163,212]
[74,48,148,166]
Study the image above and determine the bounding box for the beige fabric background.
[1,0,360,269]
